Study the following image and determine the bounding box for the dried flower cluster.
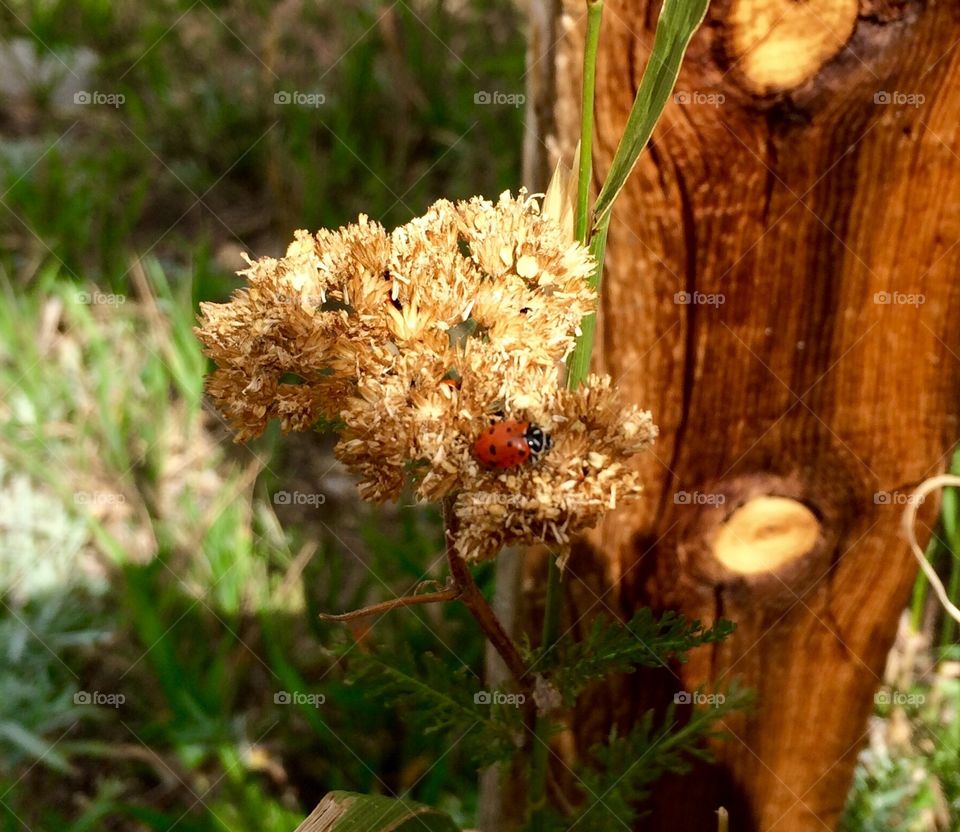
[196,191,656,560]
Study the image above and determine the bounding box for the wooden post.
[530,0,960,828]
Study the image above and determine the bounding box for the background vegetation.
[0,0,521,828]
[0,1,957,830]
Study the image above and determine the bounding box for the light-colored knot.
[728,0,859,93]
[711,495,820,574]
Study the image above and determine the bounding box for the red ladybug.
[473,419,551,469]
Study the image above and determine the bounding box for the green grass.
[0,0,526,822]
[0,0,526,292]
[844,456,960,831]
[0,263,491,830]
[842,668,960,831]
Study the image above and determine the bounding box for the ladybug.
[473,419,552,469]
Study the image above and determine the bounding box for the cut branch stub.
[671,473,843,607]
[710,496,820,575]
[726,0,859,93]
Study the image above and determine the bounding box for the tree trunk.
[530,0,960,829]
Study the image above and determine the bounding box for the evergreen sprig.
[346,647,524,769]
[537,609,735,704]
[540,686,749,832]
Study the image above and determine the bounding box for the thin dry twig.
[319,585,461,621]
[319,497,530,685]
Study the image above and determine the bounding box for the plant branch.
[318,586,461,621]
[443,498,529,684]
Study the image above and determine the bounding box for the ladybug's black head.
[524,424,551,456]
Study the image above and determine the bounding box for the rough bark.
[532,0,960,829]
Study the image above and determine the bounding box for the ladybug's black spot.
[506,425,513,433]
[489,444,497,456]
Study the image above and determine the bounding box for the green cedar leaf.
[540,609,735,704]
[556,685,750,831]
[346,647,524,768]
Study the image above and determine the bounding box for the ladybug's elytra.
[473,419,551,469]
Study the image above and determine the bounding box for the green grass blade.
[0,721,75,775]
[937,446,960,648]
[591,0,709,229]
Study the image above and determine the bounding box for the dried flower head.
[196,190,657,560]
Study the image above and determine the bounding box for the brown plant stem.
[443,497,529,684]
[318,586,461,621]
[548,774,577,817]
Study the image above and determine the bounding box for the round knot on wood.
[711,495,821,574]
[727,0,859,93]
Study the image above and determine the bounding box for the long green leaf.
[294,792,460,832]
[591,0,709,229]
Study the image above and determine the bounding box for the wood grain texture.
[539,0,960,828]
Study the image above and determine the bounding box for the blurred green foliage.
[842,667,960,831]
[0,0,525,828]
[0,266,493,830]
[0,0,526,294]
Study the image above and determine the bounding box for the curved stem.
[443,498,529,684]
